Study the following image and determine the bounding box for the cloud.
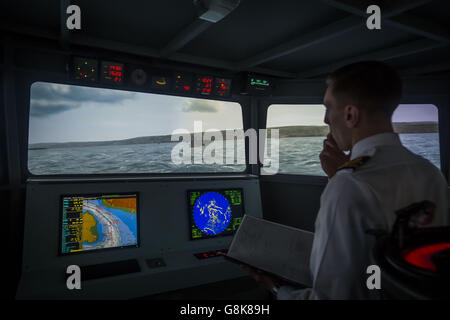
[30,82,136,117]
[30,100,81,117]
[182,100,221,113]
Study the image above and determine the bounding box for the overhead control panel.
[101,61,124,85]
[247,74,272,96]
[174,73,193,93]
[151,74,171,91]
[70,56,233,98]
[213,77,232,97]
[195,75,213,95]
[72,57,98,82]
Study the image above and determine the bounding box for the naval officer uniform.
[276,132,449,299]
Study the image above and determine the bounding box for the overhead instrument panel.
[101,61,124,85]
[72,57,98,82]
[130,68,147,86]
[195,75,213,95]
[213,78,232,97]
[151,75,171,90]
[174,73,193,93]
[69,56,234,97]
[247,75,272,96]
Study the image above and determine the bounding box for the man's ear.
[344,105,359,128]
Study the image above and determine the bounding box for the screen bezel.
[187,188,245,241]
[59,192,140,256]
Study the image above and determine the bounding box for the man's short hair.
[326,61,403,117]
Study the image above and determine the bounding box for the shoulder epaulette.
[337,156,370,171]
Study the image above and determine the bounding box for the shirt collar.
[350,132,402,160]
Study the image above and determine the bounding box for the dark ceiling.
[1,0,450,79]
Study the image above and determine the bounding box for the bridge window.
[265,104,328,176]
[28,82,245,175]
[265,103,440,176]
[392,104,440,169]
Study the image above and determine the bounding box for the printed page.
[228,215,313,286]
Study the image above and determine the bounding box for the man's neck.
[351,123,394,148]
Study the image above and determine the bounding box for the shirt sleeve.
[277,172,379,300]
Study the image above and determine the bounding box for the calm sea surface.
[28,133,440,176]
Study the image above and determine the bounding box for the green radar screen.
[188,189,244,240]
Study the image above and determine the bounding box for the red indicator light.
[102,61,124,85]
[194,249,228,260]
[402,242,450,272]
[213,78,231,97]
[184,86,190,91]
[197,76,213,95]
[109,65,122,71]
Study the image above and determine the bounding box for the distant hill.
[28,122,438,150]
[29,130,240,150]
[267,122,438,137]
[267,125,329,138]
[392,122,438,133]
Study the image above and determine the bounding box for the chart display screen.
[61,193,138,254]
[188,189,244,240]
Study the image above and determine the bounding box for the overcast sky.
[29,82,439,144]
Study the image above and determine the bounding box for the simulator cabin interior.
[1,0,450,300]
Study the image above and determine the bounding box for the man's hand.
[319,133,350,179]
[240,265,278,292]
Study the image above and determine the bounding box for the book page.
[228,215,313,286]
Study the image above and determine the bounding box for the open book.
[225,215,314,287]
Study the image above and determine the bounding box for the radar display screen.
[188,189,244,240]
[101,61,124,85]
[61,193,138,254]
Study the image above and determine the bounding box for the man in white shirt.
[245,61,449,299]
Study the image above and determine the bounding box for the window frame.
[259,96,447,183]
[23,77,251,179]
[258,97,329,185]
[264,102,328,178]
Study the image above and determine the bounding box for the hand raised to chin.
[319,133,351,179]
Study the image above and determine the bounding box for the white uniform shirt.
[277,132,449,300]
